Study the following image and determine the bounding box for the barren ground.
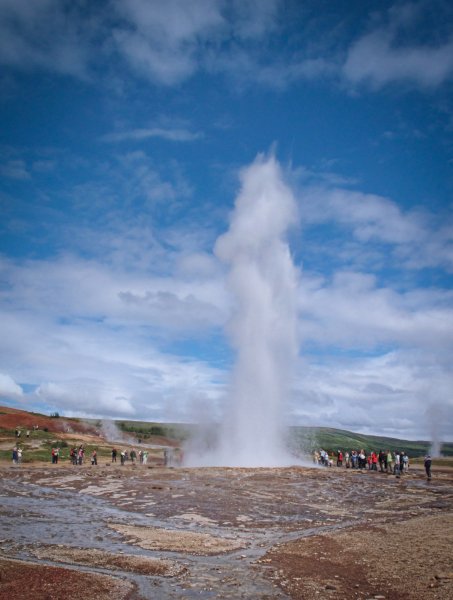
[0,461,452,599]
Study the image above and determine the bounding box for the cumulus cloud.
[35,381,136,416]
[0,373,23,398]
[298,270,453,352]
[0,250,227,421]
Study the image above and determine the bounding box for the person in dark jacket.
[424,454,432,480]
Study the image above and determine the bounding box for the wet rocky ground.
[0,462,452,599]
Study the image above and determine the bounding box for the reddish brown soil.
[263,514,453,599]
[0,406,98,436]
[0,405,179,449]
[0,557,136,600]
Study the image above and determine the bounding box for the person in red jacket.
[371,451,378,471]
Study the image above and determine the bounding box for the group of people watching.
[314,448,410,475]
[111,447,149,465]
[111,447,178,466]
[46,445,173,466]
[69,445,97,465]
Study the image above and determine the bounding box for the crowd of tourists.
[314,448,411,474]
[41,445,176,466]
[111,447,150,465]
[111,447,178,466]
[314,448,433,479]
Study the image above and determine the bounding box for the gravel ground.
[0,462,452,599]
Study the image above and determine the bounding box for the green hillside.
[288,426,453,457]
[112,419,452,458]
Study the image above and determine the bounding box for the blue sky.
[0,0,452,442]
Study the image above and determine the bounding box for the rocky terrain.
[0,458,452,599]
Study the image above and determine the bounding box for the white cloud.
[35,381,136,417]
[0,0,289,88]
[0,251,227,420]
[302,187,422,244]
[292,351,453,441]
[0,373,23,398]
[1,0,451,95]
[343,2,453,89]
[102,127,203,143]
[298,270,453,352]
[111,0,292,87]
[299,184,453,272]
[112,0,225,85]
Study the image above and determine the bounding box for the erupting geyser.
[189,154,300,467]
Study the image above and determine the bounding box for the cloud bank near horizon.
[1,154,452,441]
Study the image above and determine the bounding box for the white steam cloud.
[187,154,300,466]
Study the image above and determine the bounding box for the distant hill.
[113,418,452,457]
[0,405,99,436]
[288,426,453,457]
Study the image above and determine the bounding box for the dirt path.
[0,463,452,599]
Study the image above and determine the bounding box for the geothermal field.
[0,454,453,599]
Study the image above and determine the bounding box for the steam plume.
[189,154,299,466]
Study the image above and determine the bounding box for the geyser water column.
[214,154,299,466]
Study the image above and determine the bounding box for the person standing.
[402,452,409,472]
[371,451,378,471]
[345,451,350,468]
[378,450,385,472]
[394,451,401,476]
[386,450,393,474]
[424,454,432,481]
